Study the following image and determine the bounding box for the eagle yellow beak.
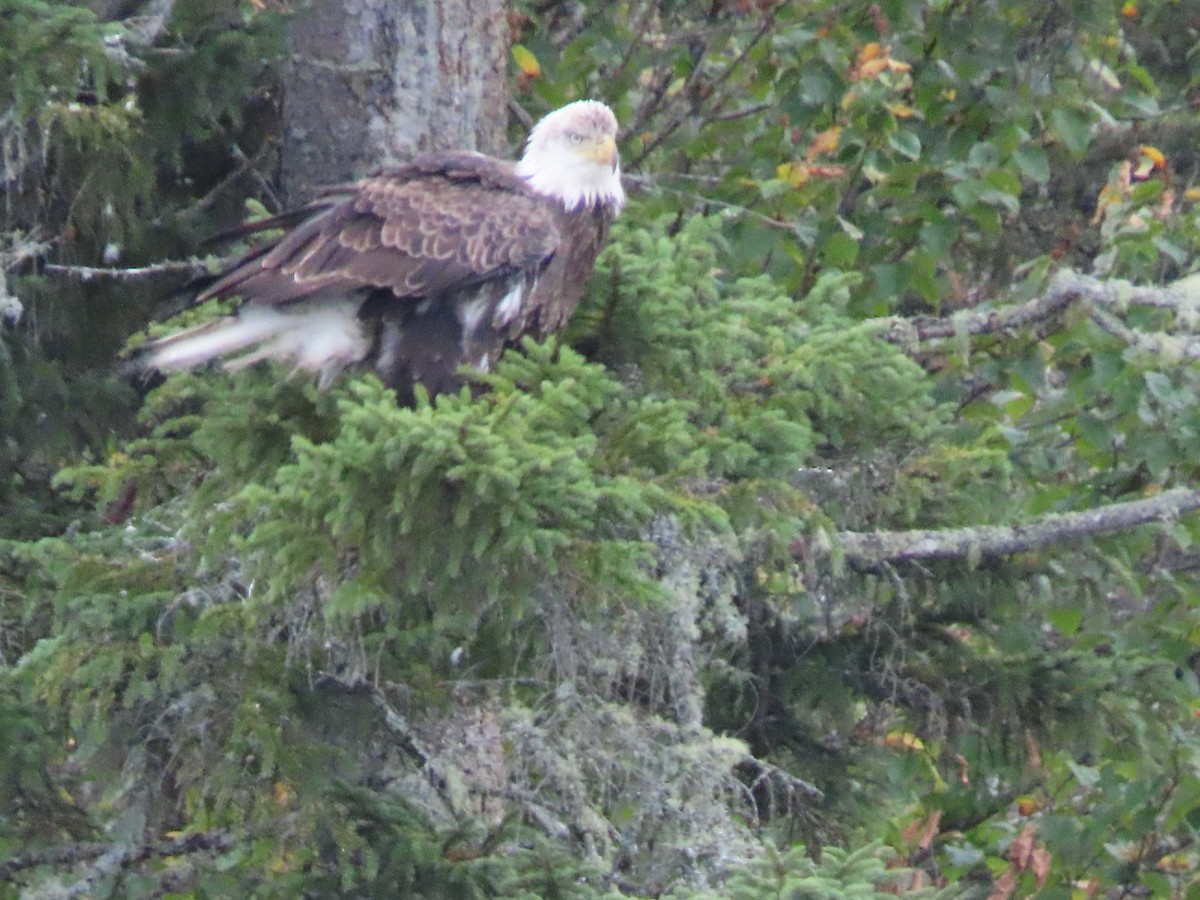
[585,135,619,169]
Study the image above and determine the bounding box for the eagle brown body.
[144,102,625,402]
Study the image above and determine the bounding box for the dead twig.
[40,260,211,282]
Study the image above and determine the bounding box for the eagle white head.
[516,100,626,212]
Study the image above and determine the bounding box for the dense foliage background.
[4,0,1200,896]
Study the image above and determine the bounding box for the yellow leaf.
[776,161,810,188]
[858,42,884,63]
[883,730,924,751]
[806,126,842,159]
[1091,184,1120,225]
[854,44,911,81]
[511,44,542,78]
[1157,854,1192,872]
[1139,144,1166,168]
[859,58,889,79]
[1184,186,1200,202]
[886,102,916,118]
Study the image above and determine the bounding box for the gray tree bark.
[279,0,510,202]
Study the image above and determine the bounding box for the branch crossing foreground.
[874,269,1200,356]
[814,488,1200,567]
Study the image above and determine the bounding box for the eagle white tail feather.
[145,303,369,385]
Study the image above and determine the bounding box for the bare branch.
[1089,305,1200,359]
[737,755,824,801]
[872,279,1079,345]
[196,139,276,213]
[40,260,211,283]
[118,0,178,48]
[225,138,283,213]
[706,102,773,124]
[628,10,777,170]
[871,269,1200,348]
[809,488,1200,567]
[359,677,465,820]
[1081,272,1200,317]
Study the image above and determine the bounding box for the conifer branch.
[0,829,236,882]
[815,488,1200,567]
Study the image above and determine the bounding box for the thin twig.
[623,172,800,232]
[706,102,773,124]
[41,260,211,282]
[197,140,275,212]
[227,140,282,213]
[628,10,777,169]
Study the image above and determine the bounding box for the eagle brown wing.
[198,153,562,308]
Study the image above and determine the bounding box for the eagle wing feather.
[200,155,562,309]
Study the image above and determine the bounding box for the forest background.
[4,0,1200,896]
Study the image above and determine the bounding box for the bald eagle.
[143,100,625,402]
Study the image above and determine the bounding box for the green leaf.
[1048,607,1083,636]
[1014,144,1050,183]
[1050,107,1093,156]
[888,129,922,161]
[1068,760,1101,788]
[822,231,860,267]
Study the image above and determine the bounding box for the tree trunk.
[279,0,511,203]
